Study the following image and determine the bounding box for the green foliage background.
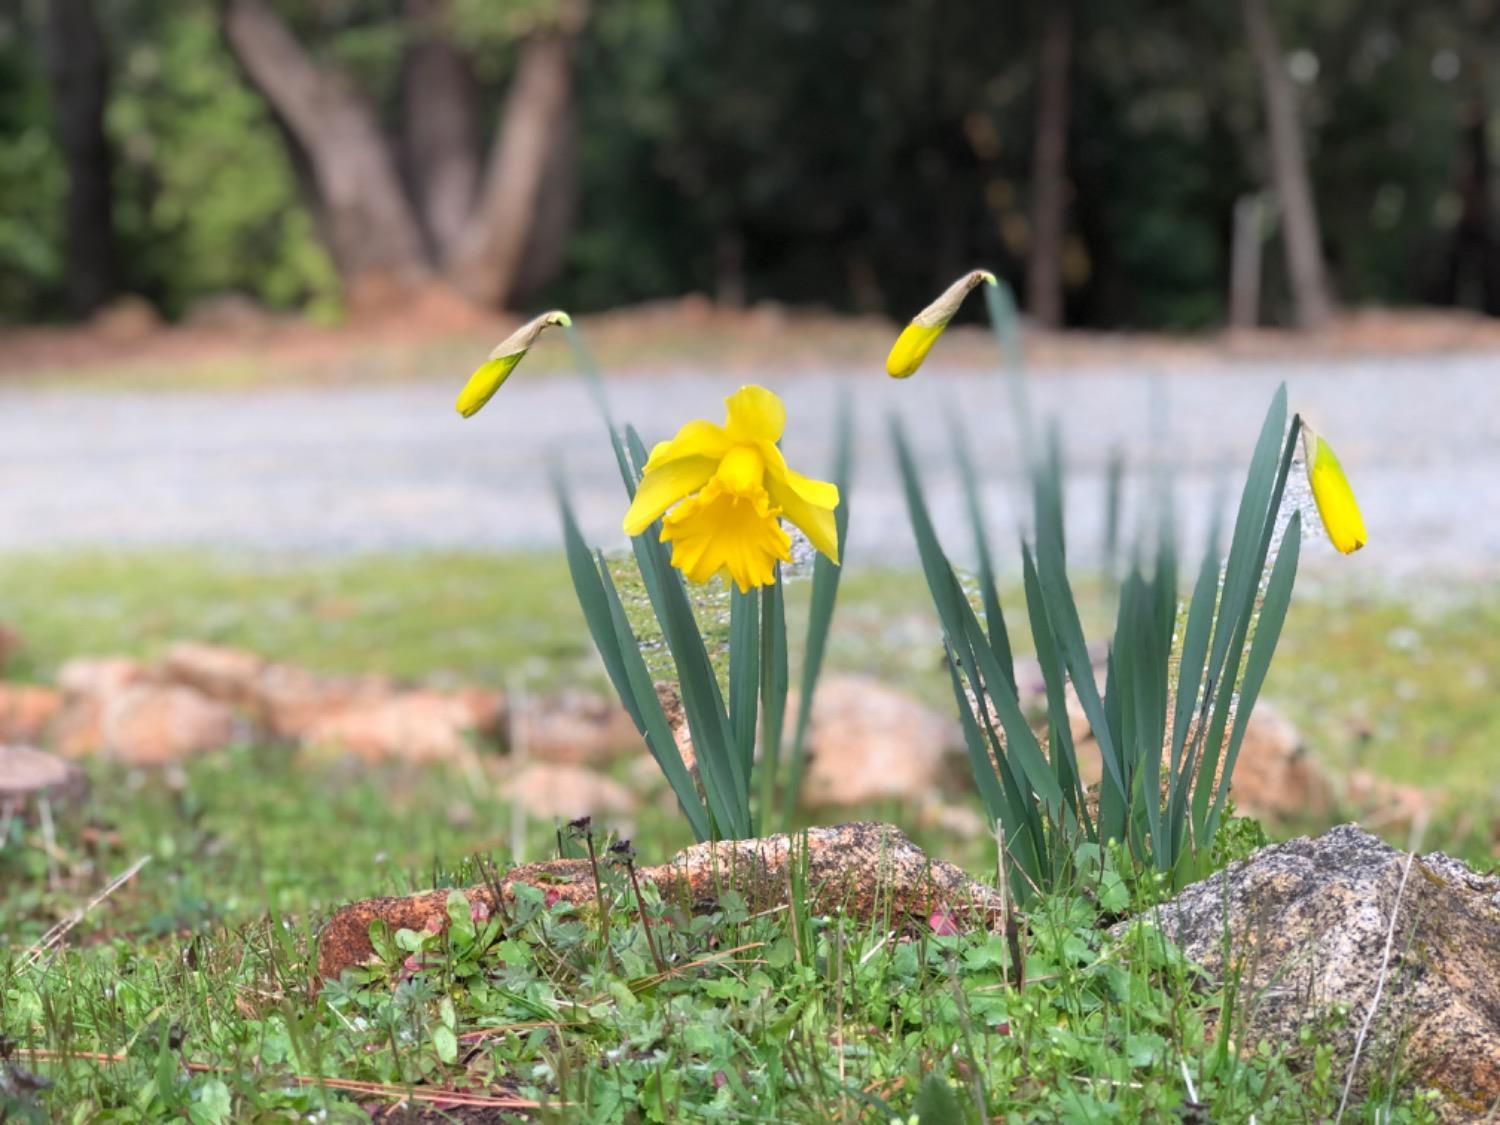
[1,0,1495,326]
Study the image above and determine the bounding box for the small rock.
[915,798,989,841]
[52,657,151,758]
[499,762,637,822]
[519,690,639,764]
[51,698,106,758]
[180,292,279,335]
[253,663,393,741]
[302,689,502,763]
[1344,770,1431,836]
[317,822,1005,982]
[1218,701,1334,822]
[56,656,146,700]
[88,294,163,343]
[1116,824,1500,1120]
[653,681,695,773]
[160,642,266,706]
[799,674,961,806]
[0,684,63,742]
[99,683,236,764]
[0,623,22,674]
[0,744,88,818]
[1070,699,1332,824]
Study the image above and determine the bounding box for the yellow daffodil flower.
[886,269,997,378]
[1302,423,1367,554]
[622,385,840,593]
[455,310,571,417]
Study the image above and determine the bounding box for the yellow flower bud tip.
[454,310,571,418]
[1301,423,1367,555]
[885,269,997,379]
[886,322,946,378]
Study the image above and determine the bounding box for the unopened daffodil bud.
[456,310,571,418]
[1301,422,1366,554]
[886,269,997,378]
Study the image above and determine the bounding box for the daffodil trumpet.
[1300,421,1367,554]
[885,268,997,378]
[622,385,840,594]
[455,309,572,418]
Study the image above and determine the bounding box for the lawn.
[2,549,1496,801]
[1,549,1490,1121]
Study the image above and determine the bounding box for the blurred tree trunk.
[1242,0,1333,329]
[43,0,116,319]
[1026,0,1072,330]
[446,14,582,308]
[223,0,432,308]
[222,0,583,312]
[400,0,481,261]
[511,95,578,304]
[1439,97,1499,315]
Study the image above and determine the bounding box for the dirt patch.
[7,300,1500,389]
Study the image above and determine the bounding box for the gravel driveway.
[2,353,1495,580]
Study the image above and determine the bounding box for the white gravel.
[2,353,1495,581]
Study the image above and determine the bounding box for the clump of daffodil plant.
[558,384,849,841]
[446,307,854,841]
[889,271,1367,901]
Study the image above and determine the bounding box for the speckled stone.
[1116,823,1500,1121]
[317,822,1004,983]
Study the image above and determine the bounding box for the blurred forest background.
[5,0,1499,333]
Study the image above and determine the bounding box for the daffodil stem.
[757,577,785,831]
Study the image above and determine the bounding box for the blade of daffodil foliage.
[556,481,711,841]
[893,363,1309,897]
[982,277,1036,465]
[778,395,853,829]
[757,571,789,831]
[728,586,760,780]
[1186,391,1300,846]
[560,319,636,492]
[947,407,1016,694]
[885,269,996,378]
[892,417,1064,899]
[621,428,751,839]
[455,310,571,417]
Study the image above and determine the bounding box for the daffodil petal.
[1306,433,1367,554]
[758,442,840,561]
[757,442,837,505]
[660,480,791,593]
[456,355,522,417]
[885,322,945,378]
[770,477,840,563]
[622,456,717,537]
[724,385,786,443]
[714,445,765,493]
[642,420,732,472]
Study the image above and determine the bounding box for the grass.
[0,547,1483,1120]
[5,548,1493,801]
[0,748,1443,1122]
